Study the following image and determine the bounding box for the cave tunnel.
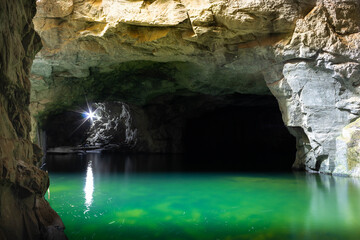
[182,94,296,172]
[42,93,296,173]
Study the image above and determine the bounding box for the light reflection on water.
[304,173,360,231]
[84,160,94,211]
[46,153,360,240]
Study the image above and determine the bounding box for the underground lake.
[45,153,360,240]
[2,0,360,239]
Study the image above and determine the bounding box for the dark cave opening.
[43,110,92,148]
[42,94,296,173]
[182,95,297,172]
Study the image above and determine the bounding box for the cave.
[42,94,296,173]
[1,0,360,239]
[182,96,296,172]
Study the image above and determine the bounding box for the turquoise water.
[46,154,360,240]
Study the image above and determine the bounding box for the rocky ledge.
[30,0,360,176]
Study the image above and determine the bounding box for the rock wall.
[30,0,360,176]
[0,0,66,239]
[267,0,360,175]
[30,0,316,117]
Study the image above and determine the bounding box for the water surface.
[46,153,360,240]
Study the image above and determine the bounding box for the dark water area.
[46,150,294,174]
[46,153,360,240]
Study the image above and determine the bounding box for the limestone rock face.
[0,0,66,239]
[36,0,74,18]
[85,102,138,149]
[30,0,360,176]
[335,118,360,176]
[268,0,360,175]
[30,0,316,103]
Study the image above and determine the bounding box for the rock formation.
[30,0,360,176]
[268,0,360,175]
[85,102,138,149]
[0,0,66,239]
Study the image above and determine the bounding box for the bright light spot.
[82,107,99,123]
[84,161,94,211]
[86,110,95,121]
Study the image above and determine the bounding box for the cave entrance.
[182,94,296,172]
[41,94,296,173]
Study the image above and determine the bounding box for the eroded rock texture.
[0,0,66,239]
[268,0,360,174]
[30,0,360,176]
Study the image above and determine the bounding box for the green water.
[46,155,360,240]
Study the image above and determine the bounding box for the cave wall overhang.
[30,0,360,176]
